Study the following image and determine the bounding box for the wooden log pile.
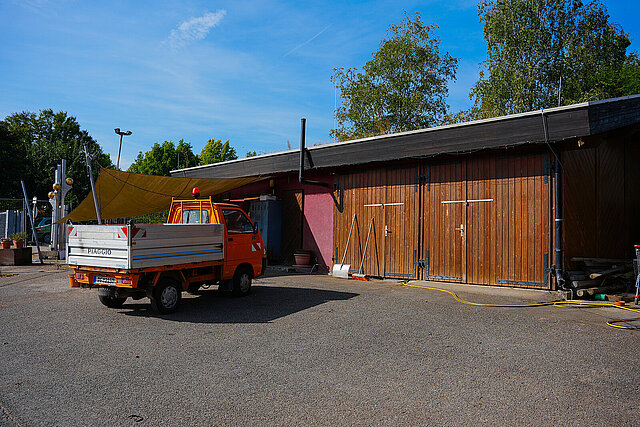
[568,257,634,300]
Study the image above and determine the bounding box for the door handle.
[228,237,234,241]
[384,225,391,236]
[454,224,464,237]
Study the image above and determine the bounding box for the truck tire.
[151,279,181,314]
[232,267,252,297]
[97,288,127,308]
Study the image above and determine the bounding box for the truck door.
[221,208,261,276]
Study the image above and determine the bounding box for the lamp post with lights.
[114,128,132,170]
[48,160,73,252]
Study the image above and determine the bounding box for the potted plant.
[1,238,11,250]
[11,232,27,249]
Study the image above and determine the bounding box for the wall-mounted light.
[577,137,585,147]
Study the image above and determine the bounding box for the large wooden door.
[333,166,418,279]
[334,154,551,288]
[383,167,419,278]
[333,169,385,277]
[420,154,551,287]
[492,153,551,287]
[422,162,466,282]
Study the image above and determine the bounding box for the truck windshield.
[182,209,209,224]
[222,209,254,233]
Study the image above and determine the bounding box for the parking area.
[1,264,639,426]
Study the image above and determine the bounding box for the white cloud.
[165,10,226,49]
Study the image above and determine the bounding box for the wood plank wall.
[563,131,640,267]
[334,151,553,288]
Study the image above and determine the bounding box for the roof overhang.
[171,95,640,179]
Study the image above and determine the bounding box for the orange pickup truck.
[68,193,266,313]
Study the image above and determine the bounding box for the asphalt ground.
[0,262,639,426]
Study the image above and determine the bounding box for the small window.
[222,209,254,233]
[182,209,209,224]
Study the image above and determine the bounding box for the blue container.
[249,199,282,262]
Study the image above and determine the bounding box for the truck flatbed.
[67,223,224,270]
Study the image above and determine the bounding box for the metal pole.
[21,181,43,264]
[117,133,123,170]
[60,159,67,251]
[84,144,102,224]
[299,118,306,184]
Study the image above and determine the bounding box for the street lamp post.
[114,128,132,170]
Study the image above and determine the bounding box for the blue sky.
[1,0,639,169]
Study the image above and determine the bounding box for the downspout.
[299,118,329,188]
[542,110,566,289]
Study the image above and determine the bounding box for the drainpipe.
[542,110,565,289]
[299,118,329,188]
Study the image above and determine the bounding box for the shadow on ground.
[119,285,358,324]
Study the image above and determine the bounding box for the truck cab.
[166,197,267,282]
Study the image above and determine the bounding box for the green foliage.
[444,106,483,125]
[11,231,27,241]
[470,0,640,118]
[0,120,26,198]
[130,210,169,224]
[199,139,237,165]
[245,151,258,158]
[331,12,458,141]
[128,139,196,176]
[1,109,113,204]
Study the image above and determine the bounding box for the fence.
[0,210,25,239]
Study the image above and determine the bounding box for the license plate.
[94,276,117,285]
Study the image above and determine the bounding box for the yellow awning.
[61,168,263,222]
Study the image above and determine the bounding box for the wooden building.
[172,95,640,290]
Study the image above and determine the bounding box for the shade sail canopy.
[62,168,264,222]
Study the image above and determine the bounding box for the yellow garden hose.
[402,282,640,330]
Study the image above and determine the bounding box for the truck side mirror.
[253,223,258,234]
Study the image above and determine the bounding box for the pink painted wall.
[301,182,334,272]
[277,173,334,272]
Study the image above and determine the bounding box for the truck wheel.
[232,267,252,297]
[151,279,181,314]
[97,287,127,308]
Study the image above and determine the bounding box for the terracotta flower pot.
[1,240,11,250]
[13,240,24,249]
[293,250,313,266]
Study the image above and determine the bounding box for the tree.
[245,151,257,157]
[331,12,458,141]
[2,110,113,205]
[199,139,237,165]
[128,139,197,176]
[470,0,640,118]
[0,120,27,199]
